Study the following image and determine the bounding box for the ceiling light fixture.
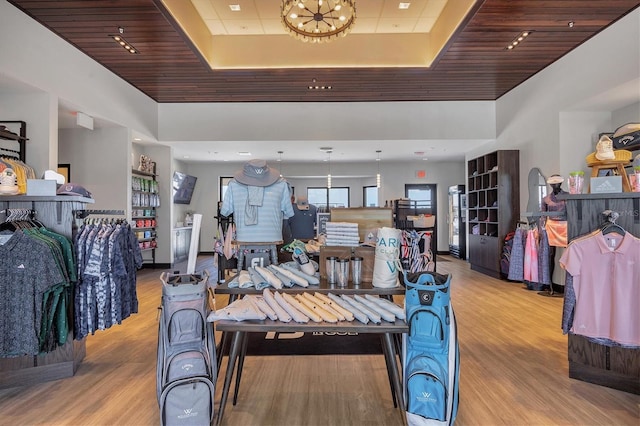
[308,78,332,90]
[506,30,532,50]
[109,27,138,54]
[376,150,382,188]
[277,150,284,177]
[229,4,241,12]
[399,3,411,10]
[281,0,357,43]
[326,149,333,188]
[237,151,252,156]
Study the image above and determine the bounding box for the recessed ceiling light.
[237,151,252,156]
[229,4,241,12]
[399,2,411,9]
[133,137,142,141]
[183,155,190,159]
[506,30,533,50]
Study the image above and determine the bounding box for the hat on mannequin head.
[234,159,281,187]
[547,174,564,185]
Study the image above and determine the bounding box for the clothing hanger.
[601,210,625,236]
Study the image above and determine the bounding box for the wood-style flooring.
[0,255,637,425]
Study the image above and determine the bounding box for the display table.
[212,280,407,425]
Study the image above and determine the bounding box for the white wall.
[0,1,159,139]
[158,101,496,143]
[492,8,640,217]
[181,159,464,253]
[59,127,130,212]
[0,92,58,174]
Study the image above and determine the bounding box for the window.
[308,186,350,211]
[405,183,437,215]
[363,186,379,207]
[220,176,233,200]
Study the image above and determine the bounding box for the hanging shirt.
[0,231,65,356]
[560,231,640,346]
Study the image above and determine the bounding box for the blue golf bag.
[403,271,459,425]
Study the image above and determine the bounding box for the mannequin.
[288,195,317,240]
[220,159,294,243]
[541,174,568,296]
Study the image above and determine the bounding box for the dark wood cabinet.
[467,150,519,278]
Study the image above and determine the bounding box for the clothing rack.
[73,209,125,219]
[1,208,37,221]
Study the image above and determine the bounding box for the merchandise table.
[212,281,407,425]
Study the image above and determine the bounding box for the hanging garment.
[560,230,640,346]
[523,228,539,285]
[508,228,525,281]
[537,227,551,285]
[74,221,142,340]
[0,227,71,357]
[546,220,568,247]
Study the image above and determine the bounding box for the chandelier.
[281,0,357,43]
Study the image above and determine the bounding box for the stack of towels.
[325,221,360,246]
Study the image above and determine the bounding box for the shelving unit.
[467,150,519,278]
[131,168,159,267]
[0,120,27,162]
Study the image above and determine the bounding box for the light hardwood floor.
[0,256,637,425]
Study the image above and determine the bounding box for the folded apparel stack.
[325,221,360,246]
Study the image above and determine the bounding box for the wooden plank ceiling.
[7,0,640,103]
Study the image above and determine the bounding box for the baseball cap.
[296,195,310,210]
[56,183,93,198]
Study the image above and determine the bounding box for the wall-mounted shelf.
[132,168,159,267]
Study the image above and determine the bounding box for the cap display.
[56,183,93,198]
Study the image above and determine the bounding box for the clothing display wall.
[0,196,93,388]
[558,193,640,395]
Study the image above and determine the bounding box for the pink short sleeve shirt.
[559,231,640,346]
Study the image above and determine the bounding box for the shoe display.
[0,168,19,195]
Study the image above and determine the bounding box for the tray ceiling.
[7,0,640,103]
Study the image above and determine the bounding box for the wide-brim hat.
[547,174,564,185]
[234,159,280,187]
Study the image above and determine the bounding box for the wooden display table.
[212,281,406,425]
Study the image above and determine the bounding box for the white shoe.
[0,168,19,195]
